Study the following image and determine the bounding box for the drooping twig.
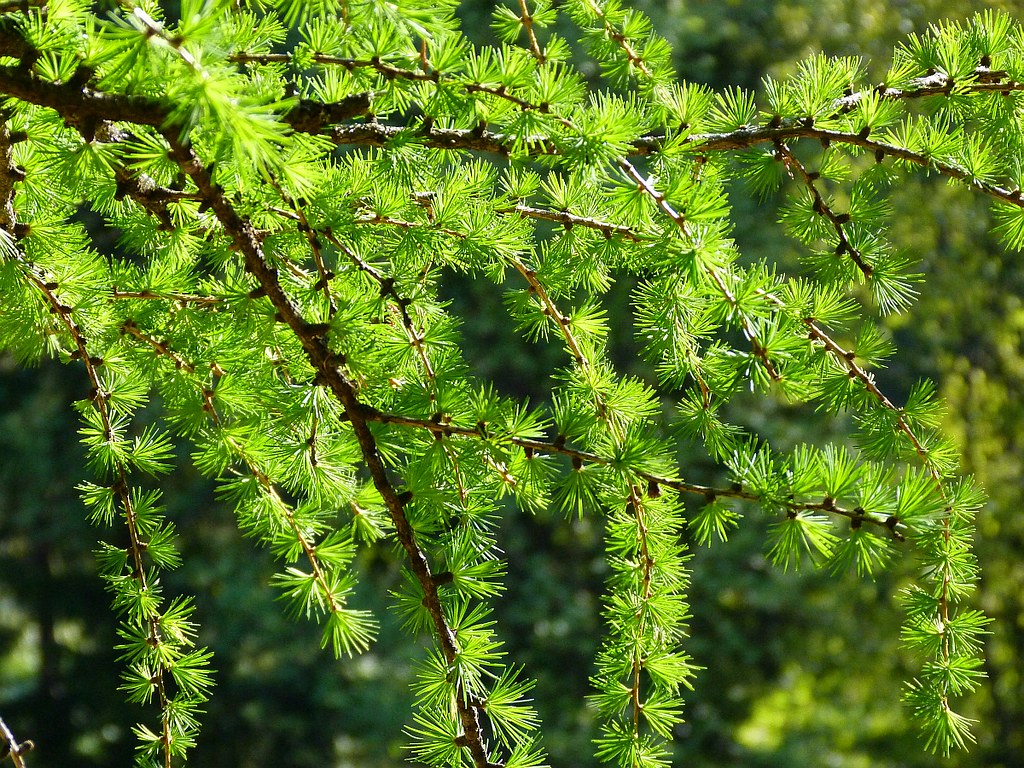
[618,157,783,383]
[118,320,376,648]
[266,174,335,311]
[0,116,181,768]
[321,229,438,386]
[17,265,176,768]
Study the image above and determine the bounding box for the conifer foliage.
[0,1,1016,765]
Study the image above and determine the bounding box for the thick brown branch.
[0,65,165,127]
[321,121,537,154]
[0,0,44,13]
[0,31,1016,224]
[284,95,374,133]
[0,115,18,228]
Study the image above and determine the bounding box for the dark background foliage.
[1,1,1021,766]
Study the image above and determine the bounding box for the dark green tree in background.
[0,1,1021,767]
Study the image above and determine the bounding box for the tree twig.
[0,716,33,768]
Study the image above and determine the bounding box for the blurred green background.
[1,1,1022,766]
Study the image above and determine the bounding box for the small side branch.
[0,716,33,768]
[775,142,873,280]
[801,317,935,474]
[504,204,644,241]
[581,0,653,78]
[230,52,438,82]
[111,288,221,305]
[517,0,545,63]
[692,125,1024,208]
[266,174,335,311]
[322,229,438,387]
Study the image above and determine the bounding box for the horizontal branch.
[111,288,222,305]
[502,204,645,241]
[364,407,906,539]
[690,124,1024,206]
[0,30,1018,218]
[837,66,1024,106]
[0,63,164,127]
[296,118,1024,209]
[319,121,542,154]
[230,51,438,82]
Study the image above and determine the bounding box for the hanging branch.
[117,320,366,631]
[0,36,922,592]
[0,123,200,768]
[161,133,498,768]
[16,264,178,768]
